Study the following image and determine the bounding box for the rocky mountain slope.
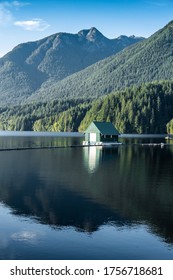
[28,20,173,103]
[0,27,143,105]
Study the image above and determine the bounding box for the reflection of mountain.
[1,178,128,233]
[0,148,129,233]
[0,144,173,244]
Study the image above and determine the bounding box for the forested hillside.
[0,81,173,134]
[0,21,173,134]
[79,81,173,134]
[0,99,90,131]
[28,20,173,103]
[0,28,143,105]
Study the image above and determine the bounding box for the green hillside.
[0,21,173,134]
[28,20,173,103]
[1,81,173,134]
[79,80,173,134]
[0,28,143,105]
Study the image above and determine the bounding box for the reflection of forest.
[0,145,173,244]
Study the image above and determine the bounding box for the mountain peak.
[87,27,105,41]
[0,25,144,106]
[78,27,106,41]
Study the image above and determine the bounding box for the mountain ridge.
[0,21,173,134]
[0,27,144,105]
[26,20,173,103]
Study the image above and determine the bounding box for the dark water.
[0,133,173,260]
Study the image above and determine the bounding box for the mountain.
[27,20,173,103]
[0,27,143,105]
[1,21,173,133]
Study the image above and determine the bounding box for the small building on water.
[83,121,119,145]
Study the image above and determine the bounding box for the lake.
[0,132,173,260]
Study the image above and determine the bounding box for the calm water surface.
[0,132,173,259]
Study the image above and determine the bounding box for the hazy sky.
[0,0,172,56]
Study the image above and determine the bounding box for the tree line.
[0,80,173,134]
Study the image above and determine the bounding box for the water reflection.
[0,133,83,149]
[83,146,102,173]
[0,135,173,259]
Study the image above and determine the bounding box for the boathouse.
[84,121,119,144]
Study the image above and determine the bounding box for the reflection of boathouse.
[84,121,119,145]
[83,146,102,173]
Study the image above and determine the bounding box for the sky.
[0,0,173,57]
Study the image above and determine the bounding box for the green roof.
[85,121,119,135]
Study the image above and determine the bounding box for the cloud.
[0,2,50,31]
[0,3,13,26]
[0,2,50,32]
[14,18,50,31]
[2,1,30,8]
[12,1,30,7]
[0,1,30,26]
